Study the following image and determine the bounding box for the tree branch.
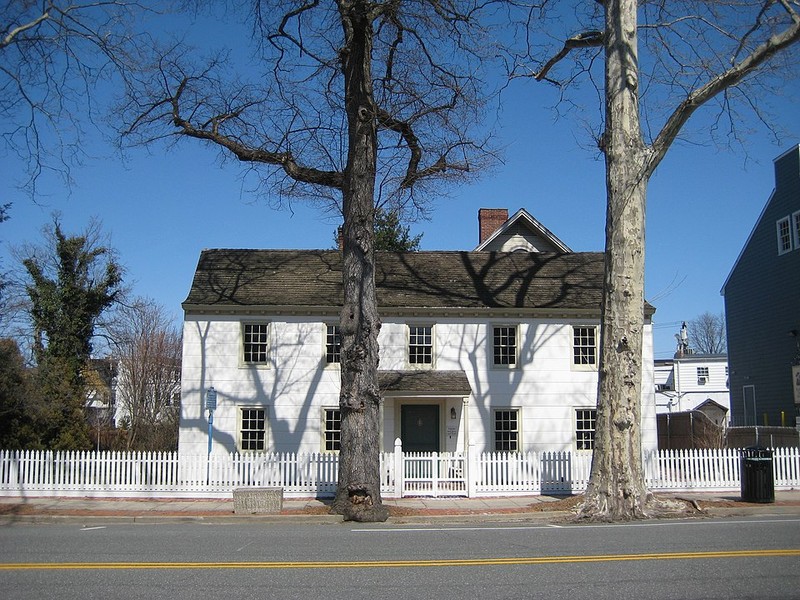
[0,9,51,50]
[647,0,800,176]
[532,30,604,82]
[170,77,343,190]
[377,107,470,188]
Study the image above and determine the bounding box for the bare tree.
[1,1,150,195]
[122,1,498,521]
[109,298,181,451]
[689,312,727,355]
[518,0,800,520]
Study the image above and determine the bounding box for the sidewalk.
[1,490,799,524]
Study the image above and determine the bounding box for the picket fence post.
[467,441,478,498]
[393,438,404,499]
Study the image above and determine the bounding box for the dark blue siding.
[724,146,800,427]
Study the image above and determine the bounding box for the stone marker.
[233,488,283,514]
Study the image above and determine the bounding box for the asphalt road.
[1,516,799,600]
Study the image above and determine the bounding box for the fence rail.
[1,446,798,499]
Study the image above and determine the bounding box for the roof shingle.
[183,249,610,314]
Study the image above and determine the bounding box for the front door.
[401,405,440,452]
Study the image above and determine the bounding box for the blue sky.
[1,9,798,361]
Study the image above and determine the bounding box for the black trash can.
[740,447,775,503]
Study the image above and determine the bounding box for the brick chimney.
[478,208,508,244]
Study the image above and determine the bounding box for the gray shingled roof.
[183,249,609,312]
[378,370,472,394]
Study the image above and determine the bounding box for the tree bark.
[331,0,388,523]
[579,0,650,521]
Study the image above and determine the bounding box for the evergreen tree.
[374,209,423,252]
[0,339,37,449]
[22,219,122,450]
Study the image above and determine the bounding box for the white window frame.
[572,326,598,370]
[241,321,271,367]
[777,216,792,255]
[407,324,434,368]
[575,408,597,451]
[792,211,800,251]
[493,408,521,451]
[325,323,341,365]
[697,366,709,385]
[321,407,341,453]
[492,325,518,368]
[239,407,267,452]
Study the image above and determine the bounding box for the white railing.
[0,446,798,499]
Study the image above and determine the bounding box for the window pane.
[778,217,792,254]
[793,212,800,249]
[409,325,433,364]
[326,325,341,363]
[243,323,270,363]
[494,409,519,451]
[573,327,597,365]
[323,408,341,451]
[576,408,596,450]
[493,327,517,365]
[240,408,266,451]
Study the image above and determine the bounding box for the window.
[777,216,792,254]
[793,211,800,250]
[242,323,270,364]
[322,408,341,452]
[573,326,598,367]
[493,326,517,366]
[697,366,709,385]
[408,325,433,366]
[576,408,597,450]
[325,324,341,364]
[494,409,520,451]
[240,408,266,452]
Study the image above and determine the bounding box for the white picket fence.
[0,445,798,499]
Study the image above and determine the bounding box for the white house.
[177,208,658,458]
[654,354,730,422]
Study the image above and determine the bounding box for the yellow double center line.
[2,549,799,571]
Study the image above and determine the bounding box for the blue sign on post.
[205,387,217,484]
[205,387,217,411]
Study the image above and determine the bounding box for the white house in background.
[177,208,658,458]
[654,354,730,422]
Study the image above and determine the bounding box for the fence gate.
[401,452,466,496]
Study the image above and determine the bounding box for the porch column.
[461,397,470,451]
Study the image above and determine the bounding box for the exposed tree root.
[573,492,705,522]
[333,485,389,523]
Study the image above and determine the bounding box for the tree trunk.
[331,0,388,523]
[579,0,650,520]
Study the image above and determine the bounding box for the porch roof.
[378,370,472,396]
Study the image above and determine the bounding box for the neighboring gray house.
[722,145,800,428]
[178,209,659,457]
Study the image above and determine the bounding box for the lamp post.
[205,387,217,484]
